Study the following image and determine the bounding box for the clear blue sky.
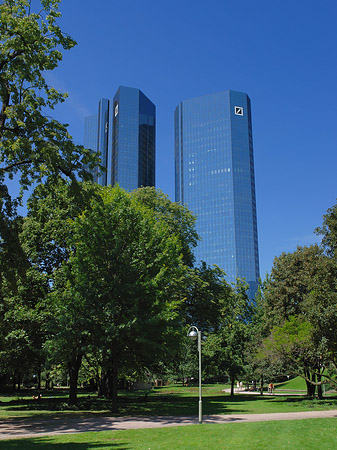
[38,0,337,278]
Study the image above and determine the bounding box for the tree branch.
[1,159,73,178]
[0,82,11,135]
[297,369,336,386]
[0,49,25,73]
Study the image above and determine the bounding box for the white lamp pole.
[187,325,202,424]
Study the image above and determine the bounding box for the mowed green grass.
[1,418,337,449]
[1,383,337,420]
[274,376,307,391]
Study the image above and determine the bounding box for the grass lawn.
[1,383,337,420]
[1,418,337,449]
[274,376,307,391]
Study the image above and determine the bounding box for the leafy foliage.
[183,263,232,333]
[316,201,337,259]
[131,186,199,267]
[16,183,198,405]
[65,186,188,404]
[257,245,337,396]
[202,280,253,392]
[0,0,99,192]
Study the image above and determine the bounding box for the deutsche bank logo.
[235,106,243,116]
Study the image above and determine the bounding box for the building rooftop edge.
[177,89,250,106]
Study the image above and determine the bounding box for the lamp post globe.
[188,329,198,341]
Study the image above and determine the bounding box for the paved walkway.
[1,410,337,440]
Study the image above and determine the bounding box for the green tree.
[262,245,323,329]
[0,0,100,335]
[0,0,98,193]
[0,266,49,391]
[183,263,232,333]
[259,245,336,397]
[131,186,199,267]
[21,180,98,276]
[203,280,253,394]
[148,264,234,386]
[304,256,337,393]
[313,200,337,371]
[258,316,319,396]
[20,180,98,403]
[59,186,190,408]
[244,280,282,394]
[316,201,337,259]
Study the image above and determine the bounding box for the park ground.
[0,378,337,449]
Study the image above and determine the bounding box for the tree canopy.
[0,0,99,200]
[257,244,337,397]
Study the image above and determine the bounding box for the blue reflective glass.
[84,86,155,192]
[175,90,260,298]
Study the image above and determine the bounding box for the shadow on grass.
[263,395,337,408]
[0,436,129,450]
[117,391,296,416]
[2,387,337,420]
[117,391,263,416]
[0,393,259,423]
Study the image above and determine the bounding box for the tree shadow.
[265,395,337,407]
[117,392,277,416]
[0,436,129,450]
[3,387,337,422]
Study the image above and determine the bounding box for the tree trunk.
[37,370,41,392]
[305,379,311,396]
[17,372,21,391]
[98,346,119,412]
[311,372,316,398]
[111,347,118,412]
[304,370,316,397]
[98,371,108,397]
[317,371,323,399]
[89,378,97,391]
[68,353,83,406]
[98,367,114,397]
[305,370,312,396]
[0,86,10,134]
[260,376,264,395]
[45,372,50,390]
[230,376,235,396]
[0,374,8,391]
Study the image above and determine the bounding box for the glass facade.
[84,86,155,191]
[97,98,110,186]
[112,86,155,191]
[175,90,259,298]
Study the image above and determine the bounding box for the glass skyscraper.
[175,90,259,298]
[84,86,155,191]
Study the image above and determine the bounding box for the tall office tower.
[84,86,156,191]
[175,90,260,298]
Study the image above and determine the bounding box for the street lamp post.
[187,325,202,424]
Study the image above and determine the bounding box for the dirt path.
[1,410,337,440]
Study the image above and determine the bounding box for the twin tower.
[84,86,260,298]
